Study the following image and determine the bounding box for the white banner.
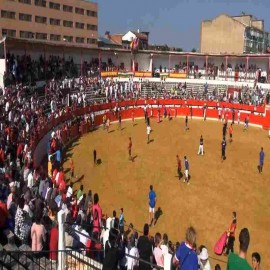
[0,36,6,44]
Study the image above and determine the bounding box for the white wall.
[0,59,6,89]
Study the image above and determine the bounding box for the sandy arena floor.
[63,117,270,268]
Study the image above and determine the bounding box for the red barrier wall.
[33,100,270,167]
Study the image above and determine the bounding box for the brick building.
[200,14,270,54]
[0,0,98,47]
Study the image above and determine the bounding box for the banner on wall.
[118,72,134,78]
[134,71,152,77]
[101,71,118,77]
[169,72,187,79]
[160,73,169,78]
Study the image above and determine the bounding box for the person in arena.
[229,123,233,143]
[185,115,189,131]
[93,149,97,166]
[251,252,261,270]
[227,228,252,270]
[198,135,204,155]
[173,226,198,270]
[147,125,151,144]
[225,211,237,255]
[128,137,132,160]
[184,156,190,184]
[176,154,182,180]
[221,137,227,161]
[148,185,156,226]
[258,147,264,173]
[118,111,122,130]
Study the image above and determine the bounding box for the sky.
[95,0,270,51]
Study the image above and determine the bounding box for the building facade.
[201,14,270,54]
[0,0,98,47]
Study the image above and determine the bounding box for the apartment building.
[201,14,270,54]
[0,0,98,47]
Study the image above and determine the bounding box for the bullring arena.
[2,32,270,270]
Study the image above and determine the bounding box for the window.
[1,10,16,19]
[63,5,72,12]
[75,22,84,29]
[35,0,46,7]
[19,13,32,22]
[35,16,47,24]
[87,24,97,31]
[19,0,31,4]
[20,31,34,39]
[50,18,60,26]
[63,20,73,28]
[75,7,84,15]
[76,37,84,43]
[49,2,60,10]
[87,10,97,17]
[87,38,97,44]
[50,34,61,41]
[36,32,47,40]
[63,35,73,42]
[2,29,16,37]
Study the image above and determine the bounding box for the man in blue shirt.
[148,185,156,226]
[184,156,190,184]
[259,147,265,173]
[119,208,124,233]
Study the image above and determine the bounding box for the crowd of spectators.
[4,53,119,87]
[0,69,265,270]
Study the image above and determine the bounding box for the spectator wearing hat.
[198,246,211,270]
[227,228,252,270]
[252,252,261,270]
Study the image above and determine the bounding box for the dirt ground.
[63,117,270,268]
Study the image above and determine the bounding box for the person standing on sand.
[128,137,132,160]
[93,149,97,166]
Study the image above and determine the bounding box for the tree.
[175,48,183,52]
[161,44,170,51]
[191,48,197,53]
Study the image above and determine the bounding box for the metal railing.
[0,248,103,270]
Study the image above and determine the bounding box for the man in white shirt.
[147,125,151,144]
[127,236,139,270]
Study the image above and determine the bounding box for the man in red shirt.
[176,155,182,180]
[49,221,59,261]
